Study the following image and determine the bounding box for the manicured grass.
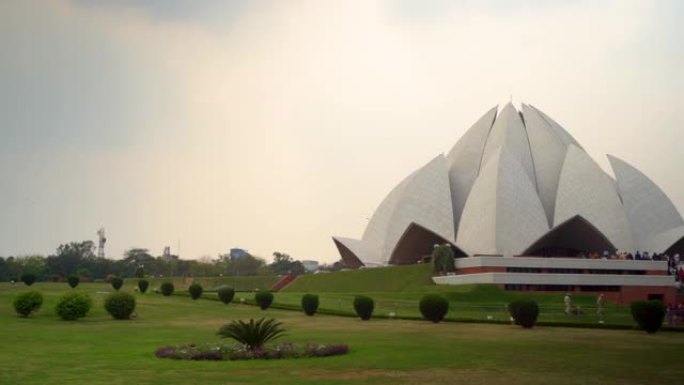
[1,282,683,385]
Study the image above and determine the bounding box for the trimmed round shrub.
[55,292,92,321]
[161,282,175,297]
[138,279,149,293]
[20,272,37,286]
[630,300,666,333]
[508,300,523,325]
[508,299,539,328]
[13,290,43,317]
[353,295,374,320]
[104,292,136,320]
[301,294,319,316]
[255,292,274,310]
[419,294,449,323]
[111,276,124,291]
[218,286,235,304]
[189,283,203,300]
[67,274,80,288]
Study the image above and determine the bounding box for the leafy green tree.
[226,254,266,276]
[432,244,455,274]
[10,255,48,281]
[5,256,23,280]
[123,248,155,278]
[269,252,305,275]
[47,241,95,278]
[0,257,8,281]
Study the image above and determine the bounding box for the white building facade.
[333,103,681,303]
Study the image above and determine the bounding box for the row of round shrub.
[301,294,319,316]
[138,279,149,293]
[630,300,665,333]
[189,283,203,300]
[15,284,666,332]
[161,282,175,296]
[157,282,238,304]
[255,292,274,310]
[13,290,137,321]
[508,299,540,328]
[13,291,43,317]
[150,282,665,333]
[20,272,37,286]
[104,292,136,319]
[218,286,235,304]
[55,292,93,320]
[353,295,374,320]
[67,275,80,288]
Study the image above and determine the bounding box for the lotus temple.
[333,103,683,303]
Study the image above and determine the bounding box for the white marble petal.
[608,155,684,250]
[640,226,684,254]
[480,103,537,187]
[446,106,497,232]
[361,155,455,265]
[554,145,634,251]
[529,105,583,149]
[457,148,549,256]
[522,104,569,225]
[331,236,366,263]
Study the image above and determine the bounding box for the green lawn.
[1,282,683,385]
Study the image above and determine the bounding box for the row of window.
[506,267,646,275]
[504,284,621,292]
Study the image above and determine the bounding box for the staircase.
[270,274,298,292]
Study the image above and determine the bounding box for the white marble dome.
[333,103,684,267]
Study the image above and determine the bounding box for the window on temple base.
[647,294,664,302]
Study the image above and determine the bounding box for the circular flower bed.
[155,343,349,361]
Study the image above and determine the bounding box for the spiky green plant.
[217,318,286,350]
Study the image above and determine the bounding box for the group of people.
[577,250,679,262]
[563,293,605,317]
[666,303,684,326]
[575,251,684,286]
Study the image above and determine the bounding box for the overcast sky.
[1,0,683,263]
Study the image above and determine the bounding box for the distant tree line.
[0,241,334,282]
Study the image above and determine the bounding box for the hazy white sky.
[1,0,683,263]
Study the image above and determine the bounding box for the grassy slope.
[147,275,280,291]
[1,282,683,385]
[281,265,633,325]
[286,265,598,303]
[284,265,438,293]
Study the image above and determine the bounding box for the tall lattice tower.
[97,227,107,258]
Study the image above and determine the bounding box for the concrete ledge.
[433,272,675,287]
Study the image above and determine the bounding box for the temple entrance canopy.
[523,215,616,257]
[389,223,467,265]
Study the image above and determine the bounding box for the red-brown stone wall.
[457,266,506,274]
[497,285,676,305]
